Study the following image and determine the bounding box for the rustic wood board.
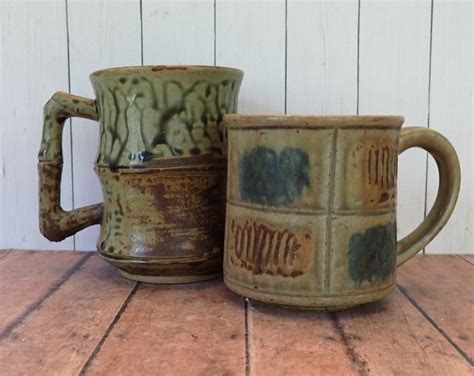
[398,255,474,364]
[0,256,135,375]
[248,301,358,375]
[83,280,246,376]
[0,251,472,375]
[0,249,12,259]
[0,250,88,334]
[335,288,473,375]
[461,255,474,265]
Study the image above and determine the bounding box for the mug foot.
[119,270,221,284]
[224,277,395,311]
[98,252,223,285]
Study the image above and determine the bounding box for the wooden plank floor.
[0,251,472,375]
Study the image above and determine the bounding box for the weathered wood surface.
[461,255,474,265]
[83,280,246,376]
[0,251,472,375]
[248,302,357,376]
[0,254,135,375]
[398,255,474,364]
[0,250,88,334]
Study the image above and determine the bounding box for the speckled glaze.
[39,65,243,283]
[223,115,461,310]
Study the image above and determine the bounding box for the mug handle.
[38,91,103,241]
[397,127,461,266]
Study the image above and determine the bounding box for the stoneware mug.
[39,65,243,283]
[223,115,460,310]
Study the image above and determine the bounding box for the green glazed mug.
[223,115,460,310]
[38,65,243,283]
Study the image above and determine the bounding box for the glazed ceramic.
[39,65,243,283]
[223,115,460,310]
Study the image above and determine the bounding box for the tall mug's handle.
[397,127,461,266]
[38,91,103,241]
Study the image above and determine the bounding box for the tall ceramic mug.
[39,65,243,283]
[223,115,460,309]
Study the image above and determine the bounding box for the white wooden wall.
[0,0,472,254]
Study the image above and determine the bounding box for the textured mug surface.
[223,115,460,309]
[38,65,243,283]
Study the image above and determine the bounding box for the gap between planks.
[79,282,140,375]
[0,252,91,339]
[397,284,473,366]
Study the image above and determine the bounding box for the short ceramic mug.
[223,115,460,309]
[39,65,243,283]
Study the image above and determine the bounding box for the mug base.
[224,277,395,311]
[119,270,221,284]
[98,252,223,284]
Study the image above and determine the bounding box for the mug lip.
[224,114,405,129]
[90,64,244,78]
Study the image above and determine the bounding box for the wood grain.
[0,249,12,259]
[398,255,474,363]
[426,1,473,253]
[0,255,135,375]
[287,0,358,115]
[216,0,285,113]
[335,288,473,375]
[0,250,87,334]
[0,0,74,250]
[248,301,358,376]
[68,0,142,251]
[83,280,246,376]
[359,0,432,245]
[142,0,214,65]
[461,255,474,265]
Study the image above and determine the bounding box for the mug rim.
[90,64,244,78]
[224,114,405,128]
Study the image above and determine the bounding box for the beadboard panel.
[0,0,472,254]
[426,0,473,253]
[286,0,358,115]
[359,0,432,245]
[68,0,142,250]
[142,0,214,65]
[216,0,286,113]
[0,0,74,250]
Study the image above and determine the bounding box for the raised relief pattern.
[347,223,396,285]
[229,218,311,277]
[94,77,240,167]
[239,146,310,206]
[367,145,397,204]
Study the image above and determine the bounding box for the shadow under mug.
[223,115,460,310]
[38,65,243,283]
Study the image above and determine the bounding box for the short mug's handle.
[397,127,461,266]
[38,91,103,241]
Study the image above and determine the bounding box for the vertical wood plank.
[142,0,214,65]
[286,0,358,115]
[216,0,285,113]
[68,0,142,250]
[0,255,135,375]
[426,1,472,253]
[0,0,73,250]
[359,1,432,244]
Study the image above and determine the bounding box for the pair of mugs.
[39,65,460,310]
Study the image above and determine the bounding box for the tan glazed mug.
[223,115,460,310]
[38,65,243,283]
